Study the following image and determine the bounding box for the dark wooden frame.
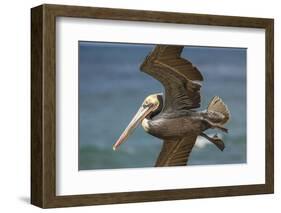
[31,4,274,208]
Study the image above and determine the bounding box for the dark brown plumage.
[140,45,203,112]
[154,135,197,167]
[113,45,230,167]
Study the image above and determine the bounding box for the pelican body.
[113,45,230,167]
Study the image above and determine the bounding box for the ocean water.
[78,42,247,170]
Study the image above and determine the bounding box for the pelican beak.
[113,103,155,151]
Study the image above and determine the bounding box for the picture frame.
[31,4,274,208]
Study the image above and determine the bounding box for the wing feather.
[140,45,203,112]
[155,135,197,167]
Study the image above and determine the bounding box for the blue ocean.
[79,42,246,170]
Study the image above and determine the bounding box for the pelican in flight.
[113,45,230,167]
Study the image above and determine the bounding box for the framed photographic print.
[31,4,274,208]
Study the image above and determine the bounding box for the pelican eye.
[143,103,149,108]
[143,100,153,108]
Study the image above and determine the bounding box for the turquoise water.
[79,42,247,170]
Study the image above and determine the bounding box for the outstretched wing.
[155,135,197,166]
[140,45,203,113]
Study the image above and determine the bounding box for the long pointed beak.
[113,104,155,151]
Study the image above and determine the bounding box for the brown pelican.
[113,45,230,167]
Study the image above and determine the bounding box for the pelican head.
[113,93,163,150]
